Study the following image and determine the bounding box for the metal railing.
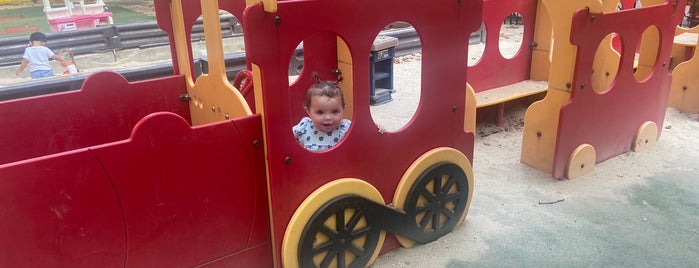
[1,26,477,101]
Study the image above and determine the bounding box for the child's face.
[304,95,345,133]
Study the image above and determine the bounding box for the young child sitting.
[293,78,351,151]
[59,49,79,75]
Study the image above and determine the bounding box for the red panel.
[243,0,480,266]
[0,151,125,267]
[551,2,685,178]
[467,0,538,92]
[90,112,270,266]
[0,71,189,165]
[197,241,273,268]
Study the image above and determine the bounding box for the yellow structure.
[668,25,699,113]
[521,0,618,178]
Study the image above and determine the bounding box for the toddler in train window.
[293,76,351,151]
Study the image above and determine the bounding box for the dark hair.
[305,74,345,108]
[29,32,47,42]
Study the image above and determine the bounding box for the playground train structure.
[0,0,693,267]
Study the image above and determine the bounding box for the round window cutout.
[370,21,421,132]
[498,12,524,59]
[468,21,486,66]
[591,33,621,93]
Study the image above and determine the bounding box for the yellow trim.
[249,63,278,267]
[336,37,354,119]
[465,83,477,133]
[169,0,195,88]
[246,0,277,13]
[392,147,474,248]
[282,179,386,268]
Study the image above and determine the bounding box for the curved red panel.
[0,71,189,165]
[0,151,125,267]
[91,112,270,266]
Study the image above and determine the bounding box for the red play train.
[0,0,479,267]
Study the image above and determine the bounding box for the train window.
[288,41,304,84]
[468,21,486,66]
[290,33,354,151]
[370,21,421,132]
[634,25,660,82]
[499,12,524,59]
[591,33,621,93]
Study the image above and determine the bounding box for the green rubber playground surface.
[0,4,154,38]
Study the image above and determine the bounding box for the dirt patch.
[3,24,39,34]
[0,15,23,22]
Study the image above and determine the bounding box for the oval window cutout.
[634,25,660,82]
[499,12,524,59]
[591,33,621,93]
[370,21,421,132]
[468,21,486,66]
[290,32,353,152]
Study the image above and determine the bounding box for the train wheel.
[282,179,386,268]
[566,144,595,179]
[632,121,657,152]
[393,148,474,248]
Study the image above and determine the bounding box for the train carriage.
[0,0,479,267]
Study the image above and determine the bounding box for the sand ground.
[371,59,699,266]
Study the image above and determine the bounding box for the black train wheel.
[282,179,385,268]
[393,147,474,248]
[404,162,469,241]
[298,195,382,268]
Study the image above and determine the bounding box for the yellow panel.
[336,37,354,120]
[465,83,477,134]
[520,88,569,174]
[635,26,660,81]
[530,0,552,81]
[188,0,252,125]
[169,0,195,88]
[521,0,609,175]
[669,44,699,113]
[246,0,277,13]
[670,25,699,69]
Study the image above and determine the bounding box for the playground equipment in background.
[0,0,691,267]
[521,0,685,179]
[668,24,699,115]
[43,0,113,32]
[1,0,479,267]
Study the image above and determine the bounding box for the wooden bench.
[475,80,548,125]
